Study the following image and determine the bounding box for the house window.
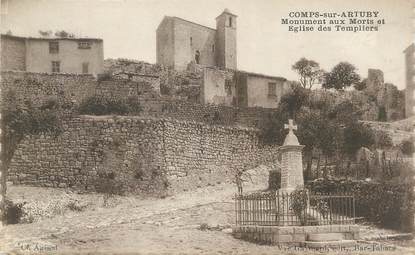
[212,44,215,52]
[51,61,60,73]
[78,41,91,49]
[268,82,277,96]
[229,17,232,27]
[82,62,89,74]
[190,37,193,46]
[49,41,59,54]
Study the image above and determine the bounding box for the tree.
[296,108,335,179]
[342,123,375,157]
[292,58,324,89]
[279,85,309,118]
[328,100,362,125]
[354,78,367,91]
[323,62,361,90]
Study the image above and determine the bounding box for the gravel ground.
[1,184,414,254]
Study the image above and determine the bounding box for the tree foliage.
[354,78,367,91]
[1,94,63,202]
[292,58,324,89]
[78,96,142,116]
[262,84,393,179]
[323,62,361,90]
[342,123,375,157]
[279,85,309,118]
[308,178,414,231]
[400,139,415,156]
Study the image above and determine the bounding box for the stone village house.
[1,34,104,75]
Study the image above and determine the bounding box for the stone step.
[307,233,345,242]
[304,240,356,249]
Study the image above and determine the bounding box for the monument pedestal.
[279,145,305,192]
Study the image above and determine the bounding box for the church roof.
[168,16,216,31]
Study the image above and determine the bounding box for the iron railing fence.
[235,191,355,226]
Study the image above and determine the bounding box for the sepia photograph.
[0,0,414,254]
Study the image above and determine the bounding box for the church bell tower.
[216,8,237,69]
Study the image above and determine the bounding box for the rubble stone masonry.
[7,116,279,195]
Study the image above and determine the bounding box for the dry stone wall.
[8,116,167,196]
[8,116,279,195]
[1,71,96,110]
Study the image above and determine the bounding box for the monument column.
[276,119,305,225]
[279,119,304,193]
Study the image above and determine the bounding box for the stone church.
[156,9,237,71]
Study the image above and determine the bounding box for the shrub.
[2,98,62,180]
[377,106,387,121]
[97,72,113,82]
[126,96,143,114]
[3,199,25,224]
[78,96,127,115]
[307,178,414,232]
[400,139,414,156]
[268,170,281,190]
[198,223,210,231]
[290,189,308,225]
[373,129,393,149]
[95,172,125,207]
[78,96,142,116]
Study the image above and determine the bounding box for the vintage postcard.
[0,0,414,254]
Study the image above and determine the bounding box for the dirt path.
[1,184,414,254]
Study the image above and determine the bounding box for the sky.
[1,0,413,89]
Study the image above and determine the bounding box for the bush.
[307,178,414,232]
[268,170,281,190]
[97,72,113,82]
[198,223,210,231]
[400,139,414,156]
[78,96,142,116]
[373,129,393,149]
[3,199,25,224]
[377,106,387,121]
[2,99,63,179]
[290,189,308,225]
[95,172,125,207]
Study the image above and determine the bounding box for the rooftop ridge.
[1,34,103,41]
[1,70,95,77]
